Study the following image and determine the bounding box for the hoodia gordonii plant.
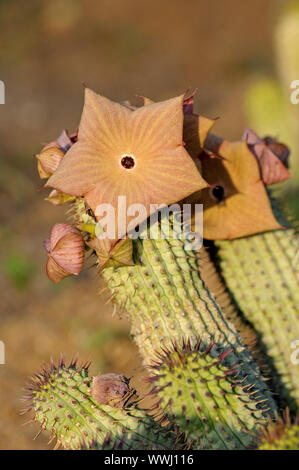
[28,87,299,449]
[197,133,299,414]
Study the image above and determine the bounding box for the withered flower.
[198,137,283,240]
[46,88,207,236]
[242,128,290,185]
[44,223,84,283]
[90,373,134,408]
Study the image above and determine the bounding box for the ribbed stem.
[214,224,299,412]
[101,219,277,421]
[27,361,176,450]
[148,341,266,449]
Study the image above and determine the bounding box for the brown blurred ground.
[0,0,288,449]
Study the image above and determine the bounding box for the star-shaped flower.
[46,88,207,237]
[197,137,283,240]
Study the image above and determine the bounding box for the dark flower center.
[121,155,135,170]
[211,185,225,202]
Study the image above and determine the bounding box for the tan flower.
[44,223,84,283]
[198,137,283,240]
[46,88,207,236]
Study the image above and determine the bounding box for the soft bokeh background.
[0,0,298,449]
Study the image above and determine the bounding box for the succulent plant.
[197,133,299,413]
[25,86,298,450]
[23,357,176,450]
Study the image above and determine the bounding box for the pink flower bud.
[44,223,84,284]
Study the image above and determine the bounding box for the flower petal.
[46,141,112,197]
[36,146,64,179]
[78,88,132,146]
[52,231,84,275]
[44,223,84,283]
[130,95,185,152]
[50,223,79,251]
[43,238,51,253]
[242,128,291,185]
[198,140,283,239]
[183,114,216,159]
[46,256,70,284]
[252,143,291,185]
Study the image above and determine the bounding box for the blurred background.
[0,0,298,449]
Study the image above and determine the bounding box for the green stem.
[214,221,299,412]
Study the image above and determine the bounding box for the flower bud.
[44,223,84,283]
[36,129,77,179]
[36,146,65,179]
[90,373,134,408]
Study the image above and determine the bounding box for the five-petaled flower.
[46,88,208,236]
[197,138,283,240]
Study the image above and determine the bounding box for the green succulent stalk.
[212,202,299,412]
[24,358,176,450]
[258,411,299,450]
[40,198,276,450]
[97,216,277,436]
[147,339,265,450]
